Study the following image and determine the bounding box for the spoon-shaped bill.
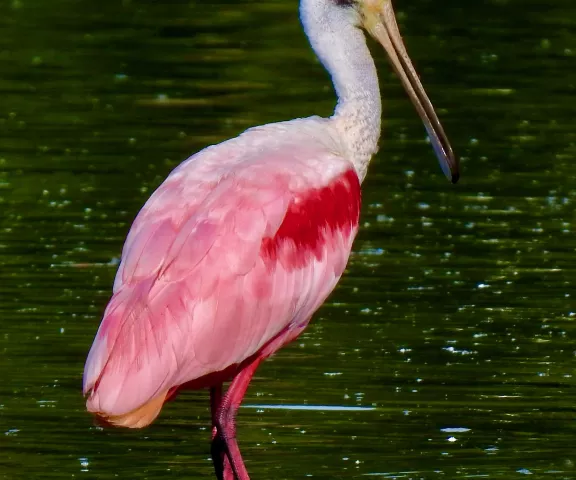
[366,1,459,183]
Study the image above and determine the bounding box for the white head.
[301,0,459,183]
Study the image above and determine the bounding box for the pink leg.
[210,385,226,479]
[210,386,236,480]
[213,356,263,480]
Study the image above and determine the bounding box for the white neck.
[300,0,382,181]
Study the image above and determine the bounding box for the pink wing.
[83,129,361,425]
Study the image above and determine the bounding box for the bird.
[83,0,459,478]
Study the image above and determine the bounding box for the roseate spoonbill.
[83,0,459,478]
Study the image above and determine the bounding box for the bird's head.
[316,0,459,183]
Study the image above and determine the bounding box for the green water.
[1,0,575,478]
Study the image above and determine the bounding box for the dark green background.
[1,0,575,478]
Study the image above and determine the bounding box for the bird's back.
[83,118,361,427]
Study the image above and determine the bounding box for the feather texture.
[83,118,361,425]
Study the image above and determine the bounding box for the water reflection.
[243,404,376,412]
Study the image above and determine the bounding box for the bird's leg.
[210,385,233,480]
[215,356,263,480]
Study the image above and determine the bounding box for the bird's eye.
[332,0,356,8]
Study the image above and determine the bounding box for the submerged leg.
[214,356,263,480]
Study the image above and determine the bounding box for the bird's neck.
[301,3,382,181]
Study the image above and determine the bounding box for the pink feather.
[84,125,361,423]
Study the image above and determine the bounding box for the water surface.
[1,0,575,478]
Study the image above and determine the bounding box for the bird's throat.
[300,0,382,180]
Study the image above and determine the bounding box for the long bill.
[365,0,459,184]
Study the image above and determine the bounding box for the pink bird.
[83,0,458,478]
